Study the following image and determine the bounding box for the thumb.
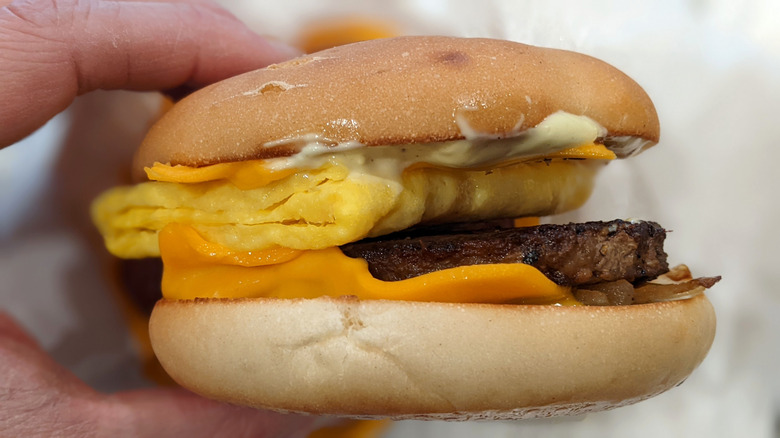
[0,311,334,437]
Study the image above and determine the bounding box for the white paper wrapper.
[1,0,778,436]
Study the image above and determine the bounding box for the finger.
[0,311,95,395]
[104,387,333,438]
[0,311,103,437]
[0,0,300,147]
[0,312,332,437]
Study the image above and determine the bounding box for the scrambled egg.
[92,160,600,258]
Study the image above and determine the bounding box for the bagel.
[150,294,714,419]
[132,35,659,173]
[91,36,716,420]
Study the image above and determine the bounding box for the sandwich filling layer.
[156,221,716,306]
[92,113,620,259]
[90,111,709,306]
[158,223,579,305]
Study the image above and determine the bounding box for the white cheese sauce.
[263,111,651,180]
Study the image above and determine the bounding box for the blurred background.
[1,0,779,436]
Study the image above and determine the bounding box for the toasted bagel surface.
[134,36,659,175]
[149,294,715,420]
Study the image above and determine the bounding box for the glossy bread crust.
[149,295,715,419]
[134,36,659,175]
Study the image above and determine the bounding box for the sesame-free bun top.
[134,36,660,173]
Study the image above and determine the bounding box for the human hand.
[0,0,299,148]
[0,1,327,436]
[0,312,329,437]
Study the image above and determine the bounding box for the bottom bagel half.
[148,294,715,420]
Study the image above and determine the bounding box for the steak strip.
[340,219,669,286]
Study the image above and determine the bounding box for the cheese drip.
[160,224,577,305]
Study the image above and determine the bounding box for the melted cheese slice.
[144,143,615,187]
[145,160,298,190]
[159,224,578,305]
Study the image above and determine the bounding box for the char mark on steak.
[340,220,668,286]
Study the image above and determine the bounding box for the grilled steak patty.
[340,220,668,286]
[122,220,670,314]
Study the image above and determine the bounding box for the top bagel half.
[134,36,659,175]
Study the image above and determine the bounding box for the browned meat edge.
[340,220,669,286]
[121,219,670,314]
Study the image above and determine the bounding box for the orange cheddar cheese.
[159,224,577,305]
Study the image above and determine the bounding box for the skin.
[0,0,299,147]
[0,1,333,436]
[0,312,330,437]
